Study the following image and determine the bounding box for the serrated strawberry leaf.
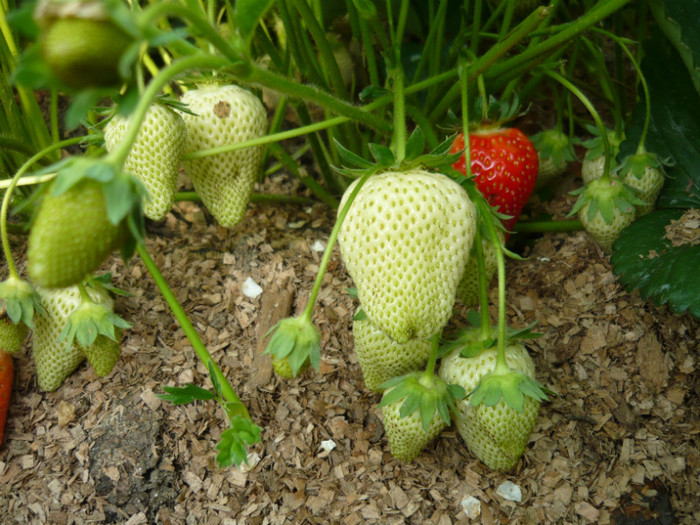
[158,384,217,404]
[215,416,262,468]
[611,209,700,318]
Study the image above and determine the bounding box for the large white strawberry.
[439,338,541,471]
[33,285,121,391]
[353,311,432,392]
[337,170,477,343]
[104,102,187,221]
[180,84,267,227]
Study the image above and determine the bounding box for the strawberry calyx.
[379,371,465,432]
[616,150,673,181]
[57,282,130,348]
[468,368,549,413]
[530,129,576,167]
[569,176,646,225]
[0,276,44,330]
[264,314,321,377]
[580,125,624,162]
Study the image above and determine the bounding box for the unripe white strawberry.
[180,84,267,227]
[104,103,187,221]
[338,170,477,343]
[581,128,624,184]
[572,177,643,253]
[33,285,117,391]
[439,340,540,471]
[618,152,666,217]
[353,312,432,392]
[530,129,576,187]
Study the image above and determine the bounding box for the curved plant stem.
[545,70,612,181]
[136,243,250,419]
[1,136,85,279]
[513,219,584,233]
[422,334,441,381]
[105,54,230,169]
[301,170,374,320]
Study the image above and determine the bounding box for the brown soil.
[1,172,698,525]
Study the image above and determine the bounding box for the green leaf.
[333,139,373,169]
[621,27,700,209]
[368,143,395,166]
[649,0,700,96]
[611,209,700,318]
[158,384,217,404]
[233,0,276,49]
[215,416,262,468]
[405,127,426,160]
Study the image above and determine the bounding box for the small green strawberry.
[180,84,267,227]
[27,178,127,288]
[530,129,576,188]
[580,127,624,184]
[379,372,463,462]
[456,229,504,308]
[337,170,477,343]
[570,177,645,253]
[439,336,542,471]
[353,311,432,392]
[82,331,121,377]
[104,103,187,221]
[35,0,134,90]
[0,316,29,356]
[264,315,320,378]
[33,283,122,391]
[617,151,668,217]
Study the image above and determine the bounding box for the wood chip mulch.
[1,173,698,525]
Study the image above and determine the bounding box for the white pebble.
[242,277,263,298]
[320,439,336,452]
[496,480,522,502]
[312,240,326,252]
[461,496,481,519]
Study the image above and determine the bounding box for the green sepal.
[580,124,624,161]
[469,369,550,413]
[352,308,367,321]
[440,316,541,359]
[530,129,577,166]
[58,297,131,348]
[157,384,218,404]
[264,315,321,377]
[616,150,673,180]
[215,415,263,468]
[0,275,45,329]
[379,372,462,432]
[569,177,647,224]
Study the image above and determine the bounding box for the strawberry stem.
[545,70,612,181]
[0,136,85,280]
[594,28,651,154]
[136,243,251,420]
[105,53,230,170]
[422,333,441,381]
[302,169,375,320]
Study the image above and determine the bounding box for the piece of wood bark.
[250,281,295,388]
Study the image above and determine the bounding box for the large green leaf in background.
[649,0,700,96]
[612,27,700,319]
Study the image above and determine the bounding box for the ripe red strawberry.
[451,128,538,233]
[0,349,13,446]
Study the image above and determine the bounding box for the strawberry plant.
[1,0,696,488]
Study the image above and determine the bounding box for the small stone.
[312,240,325,252]
[496,481,522,502]
[242,277,263,298]
[461,496,481,519]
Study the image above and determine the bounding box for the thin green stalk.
[422,334,441,380]
[474,228,492,342]
[136,243,249,418]
[302,169,374,319]
[428,6,549,121]
[1,136,85,279]
[105,53,230,168]
[545,70,611,180]
[291,0,348,100]
[485,0,633,82]
[594,28,650,152]
[391,66,407,162]
[513,219,584,233]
